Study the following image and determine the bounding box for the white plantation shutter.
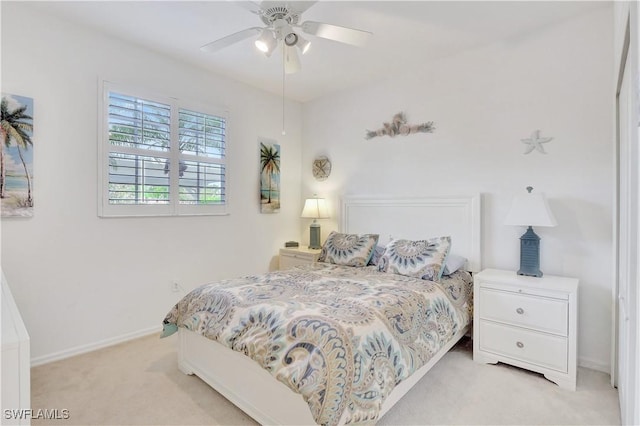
[177,109,226,206]
[108,153,170,204]
[107,92,171,206]
[99,82,228,217]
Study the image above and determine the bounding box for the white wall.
[0,3,303,363]
[302,6,614,371]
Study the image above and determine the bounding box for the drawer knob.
[516,341,524,348]
[516,308,524,315]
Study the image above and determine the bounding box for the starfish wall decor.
[521,130,553,154]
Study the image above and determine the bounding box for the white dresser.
[473,268,578,390]
[278,247,321,270]
[1,272,30,426]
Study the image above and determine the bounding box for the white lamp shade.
[301,198,330,219]
[505,191,557,227]
[284,45,301,74]
[297,36,311,54]
[255,29,277,55]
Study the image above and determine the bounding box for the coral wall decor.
[365,112,434,140]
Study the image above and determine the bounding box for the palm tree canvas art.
[260,141,280,213]
[1,94,34,217]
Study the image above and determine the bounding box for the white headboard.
[341,195,482,272]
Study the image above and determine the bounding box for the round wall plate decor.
[312,156,331,181]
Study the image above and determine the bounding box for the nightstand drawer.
[479,288,568,336]
[281,252,316,261]
[280,254,314,269]
[479,320,568,373]
[279,247,321,270]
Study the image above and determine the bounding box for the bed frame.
[178,194,482,425]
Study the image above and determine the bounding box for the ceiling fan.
[200,1,372,74]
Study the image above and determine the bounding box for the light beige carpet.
[31,334,620,425]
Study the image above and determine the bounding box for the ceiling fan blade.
[232,1,262,14]
[286,1,318,14]
[301,21,372,47]
[284,45,301,74]
[200,27,263,53]
[256,1,317,14]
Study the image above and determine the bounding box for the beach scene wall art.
[260,140,280,213]
[1,93,34,218]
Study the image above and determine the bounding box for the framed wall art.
[259,139,280,213]
[1,93,34,218]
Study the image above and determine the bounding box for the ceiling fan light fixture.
[255,29,277,55]
[202,3,372,77]
[284,32,299,47]
[296,36,311,54]
[284,45,301,74]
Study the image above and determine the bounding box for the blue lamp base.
[518,226,543,277]
[309,223,321,249]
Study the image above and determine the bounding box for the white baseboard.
[30,325,162,367]
[579,356,611,374]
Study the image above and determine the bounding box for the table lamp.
[301,197,330,249]
[504,186,557,277]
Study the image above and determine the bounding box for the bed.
[162,195,481,425]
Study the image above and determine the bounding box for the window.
[99,82,228,217]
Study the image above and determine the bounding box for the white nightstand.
[473,268,579,390]
[279,247,321,270]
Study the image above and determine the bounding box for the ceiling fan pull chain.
[282,43,286,136]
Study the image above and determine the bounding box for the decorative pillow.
[442,254,468,276]
[318,232,379,267]
[378,236,451,281]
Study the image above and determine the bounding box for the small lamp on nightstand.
[504,186,557,277]
[301,196,330,249]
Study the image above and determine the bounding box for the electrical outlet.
[170,281,180,293]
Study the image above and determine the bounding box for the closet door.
[616,11,639,425]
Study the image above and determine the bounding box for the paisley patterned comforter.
[162,263,473,425]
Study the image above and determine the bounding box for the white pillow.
[442,254,468,276]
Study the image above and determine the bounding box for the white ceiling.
[33,1,608,103]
